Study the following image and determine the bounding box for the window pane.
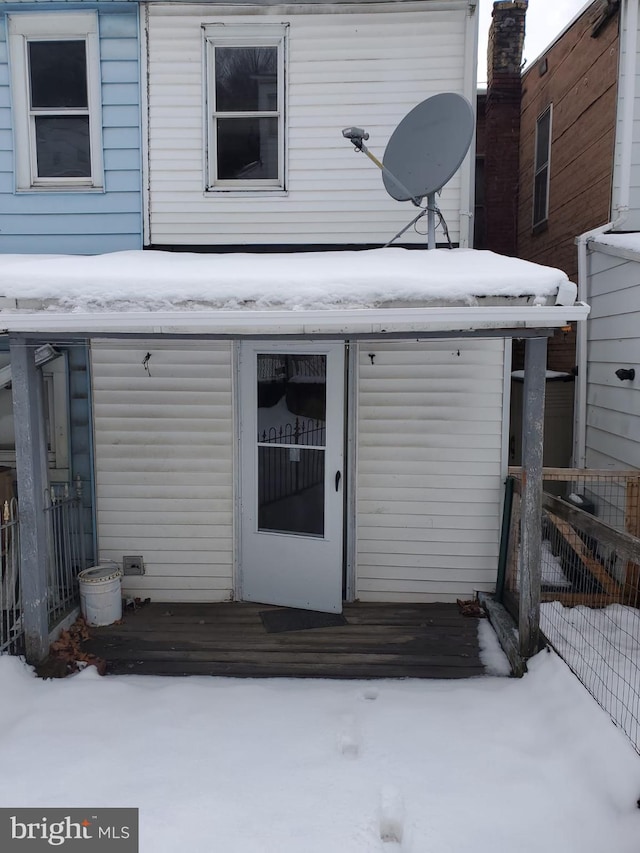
[257,354,326,447]
[215,46,277,112]
[29,41,88,109]
[35,116,91,178]
[533,167,548,224]
[217,117,278,180]
[258,447,325,537]
[535,110,550,171]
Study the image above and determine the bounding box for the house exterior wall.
[91,341,235,602]
[585,246,640,469]
[0,3,143,254]
[145,1,476,248]
[355,338,505,603]
[91,336,505,605]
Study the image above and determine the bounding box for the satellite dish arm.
[342,127,423,206]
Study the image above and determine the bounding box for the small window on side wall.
[533,105,552,229]
[204,24,288,191]
[8,13,103,191]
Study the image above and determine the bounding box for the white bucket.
[78,564,123,627]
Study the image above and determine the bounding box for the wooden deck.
[84,601,491,679]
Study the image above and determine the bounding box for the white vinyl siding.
[355,339,505,602]
[146,3,470,246]
[91,341,234,602]
[585,248,640,469]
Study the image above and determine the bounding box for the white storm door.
[239,341,345,613]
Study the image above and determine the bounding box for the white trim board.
[0,304,590,336]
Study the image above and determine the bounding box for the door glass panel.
[257,354,326,446]
[258,447,325,536]
[257,354,327,536]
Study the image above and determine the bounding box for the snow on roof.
[591,233,640,256]
[0,248,573,313]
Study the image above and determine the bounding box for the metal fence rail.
[504,468,640,754]
[45,480,85,628]
[0,498,22,655]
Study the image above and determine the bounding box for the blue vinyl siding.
[0,4,142,254]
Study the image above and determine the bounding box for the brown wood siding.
[517,6,619,284]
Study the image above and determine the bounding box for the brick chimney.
[484,1,527,255]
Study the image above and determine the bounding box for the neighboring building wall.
[484,0,527,256]
[355,338,505,603]
[0,4,142,254]
[518,4,619,281]
[91,341,234,602]
[146,2,475,248]
[516,1,619,372]
[585,245,640,469]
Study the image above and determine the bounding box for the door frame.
[234,339,352,609]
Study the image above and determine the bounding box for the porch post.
[519,335,547,659]
[10,335,50,664]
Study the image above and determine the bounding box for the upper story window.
[204,24,288,191]
[532,105,552,229]
[8,13,104,191]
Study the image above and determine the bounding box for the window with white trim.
[532,105,552,229]
[8,13,104,191]
[204,24,287,191]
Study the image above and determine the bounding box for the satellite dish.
[382,93,474,203]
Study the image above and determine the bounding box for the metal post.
[10,336,50,664]
[427,192,437,250]
[519,336,547,659]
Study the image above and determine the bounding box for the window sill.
[16,185,105,194]
[532,220,548,236]
[204,188,288,198]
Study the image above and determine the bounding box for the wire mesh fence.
[505,468,640,754]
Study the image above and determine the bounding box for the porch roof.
[0,248,588,336]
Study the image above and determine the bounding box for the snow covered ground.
[0,643,639,852]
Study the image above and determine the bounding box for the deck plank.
[83,601,491,679]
